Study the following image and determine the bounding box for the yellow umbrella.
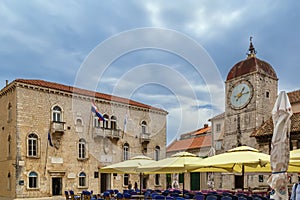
[187,146,271,173]
[137,152,203,174]
[100,155,155,193]
[186,146,271,190]
[290,149,300,160]
[100,155,155,174]
[137,152,207,192]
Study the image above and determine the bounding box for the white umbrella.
[267,91,293,199]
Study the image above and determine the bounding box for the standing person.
[134,182,138,191]
[291,178,300,200]
[128,181,132,190]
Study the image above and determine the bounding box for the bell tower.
[223,38,278,150]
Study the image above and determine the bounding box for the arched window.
[7,172,11,191]
[27,133,38,157]
[76,118,83,126]
[79,172,86,187]
[28,171,38,188]
[7,102,12,122]
[123,143,129,161]
[93,116,101,128]
[76,118,83,133]
[8,135,11,157]
[78,139,86,159]
[111,116,117,130]
[52,106,62,122]
[155,146,160,161]
[103,114,109,128]
[141,121,147,134]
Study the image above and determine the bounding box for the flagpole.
[44,130,49,176]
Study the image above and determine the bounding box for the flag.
[48,131,53,147]
[122,113,128,138]
[124,114,128,132]
[91,101,105,121]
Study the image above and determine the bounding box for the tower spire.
[247,36,257,58]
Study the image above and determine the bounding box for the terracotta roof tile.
[288,90,300,104]
[209,112,225,121]
[13,79,167,113]
[194,126,211,135]
[251,112,300,137]
[167,135,212,152]
[226,56,277,81]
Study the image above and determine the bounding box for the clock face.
[229,82,253,109]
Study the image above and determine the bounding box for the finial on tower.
[247,36,257,58]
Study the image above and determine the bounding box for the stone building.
[166,124,212,191]
[0,79,167,199]
[210,40,300,190]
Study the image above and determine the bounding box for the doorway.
[190,172,200,190]
[100,173,110,193]
[235,175,243,189]
[52,177,62,196]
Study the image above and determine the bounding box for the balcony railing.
[93,127,121,139]
[140,132,151,143]
[51,121,65,133]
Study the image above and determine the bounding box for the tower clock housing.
[223,41,278,150]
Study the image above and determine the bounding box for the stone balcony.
[93,127,121,139]
[51,121,65,136]
[140,132,151,144]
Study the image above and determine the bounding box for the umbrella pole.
[242,165,245,191]
[139,173,142,194]
[182,173,185,194]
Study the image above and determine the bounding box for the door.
[190,172,200,191]
[52,177,62,196]
[101,173,110,193]
[235,175,243,189]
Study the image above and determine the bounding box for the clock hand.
[241,87,245,93]
[235,91,250,101]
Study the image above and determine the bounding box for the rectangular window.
[94,117,101,127]
[155,174,160,185]
[215,141,222,151]
[258,175,264,182]
[179,173,184,183]
[123,174,129,186]
[94,172,99,178]
[79,177,85,187]
[216,123,221,132]
[79,143,86,159]
[28,140,37,157]
[29,177,37,188]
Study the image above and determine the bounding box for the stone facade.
[211,44,279,190]
[224,72,278,150]
[0,79,167,199]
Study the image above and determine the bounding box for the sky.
[1,1,300,145]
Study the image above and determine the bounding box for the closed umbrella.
[267,91,293,200]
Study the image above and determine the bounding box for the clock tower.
[223,39,278,150]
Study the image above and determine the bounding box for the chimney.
[5,80,8,86]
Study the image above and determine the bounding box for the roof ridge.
[13,79,167,113]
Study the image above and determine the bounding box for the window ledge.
[78,186,88,189]
[27,188,40,191]
[77,158,89,162]
[26,156,40,159]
